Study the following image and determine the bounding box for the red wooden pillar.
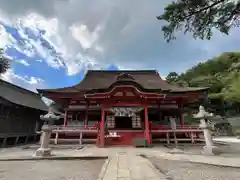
[180,115,184,127]
[84,105,88,127]
[144,106,151,144]
[99,107,105,147]
[158,104,162,123]
[63,110,68,127]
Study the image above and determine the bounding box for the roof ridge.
[87,70,158,73]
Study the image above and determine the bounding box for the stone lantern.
[34,107,60,157]
[193,105,218,155]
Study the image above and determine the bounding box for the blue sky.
[0,0,240,92]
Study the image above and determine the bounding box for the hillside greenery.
[166,52,240,116]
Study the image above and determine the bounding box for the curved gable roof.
[0,79,48,111]
[37,70,209,95]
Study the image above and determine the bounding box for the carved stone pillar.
[200,119,214,153]
[35,125,54,157]
[170,117,177,146]
[194,106,218,155]
[34,107,60,157]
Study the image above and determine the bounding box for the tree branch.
[183,0,227,19]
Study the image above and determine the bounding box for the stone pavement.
[1,145,240,167]
[98,153,167,180]
[148,150,240,167]
[148,157,240,180]
[75,145,240,168]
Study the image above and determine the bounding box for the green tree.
[166,71,179,83]
[188,75,224,94]
[174,52,240,115]
[158,0,240,42]
[0,48,9,74]
[223,77,240,103]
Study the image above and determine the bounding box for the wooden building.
[0,79,48,147]
[37,70,208,147]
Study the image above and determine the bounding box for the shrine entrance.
[115,116,132,130]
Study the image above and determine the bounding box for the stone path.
[148,157,240,180]
[1,145,240,180]
[1,145,240,167]
[98,153,167,180]
[149,151,240,167]
[0,159,104,180]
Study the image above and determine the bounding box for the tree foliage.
[158,0,240,42]
[165,71,179,83]
[0,48,9,74]
[166,52,240,115]
[223,80,240,102]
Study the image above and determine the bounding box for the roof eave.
[169,87,210,94]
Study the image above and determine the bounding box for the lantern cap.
[40,106,60,121]
[193,105,213,119]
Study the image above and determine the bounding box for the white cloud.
[0,13,65,69]
[70,23,104,51]
[0,24,15,48]
[0,0,240,79]
[65,53,98,75]
[0,12,104,76]
[41,96,53,106]
[0,69,45,92]
[161,75,166,80]
[95,45,104,52]
[17,14,65,68]
[16,59,30,66]
[70,24,95,49]
[27,76,44,85]
[20,13,58,37]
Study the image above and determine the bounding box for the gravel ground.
[165,144,240,157]
[148,157,240,180]
[0,160,104,180]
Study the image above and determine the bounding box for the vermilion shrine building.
[37,70,208,147]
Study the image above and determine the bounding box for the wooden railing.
[49,123,204,145]
[52,125,98,132]
[50,125,98,145]
[151,127,203,144]
[53,124,98,129]
[150,123,200,130]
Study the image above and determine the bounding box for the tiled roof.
[0,79,48,111]
[37,70,208,94]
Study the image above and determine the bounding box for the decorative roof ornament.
[116,73,135,81]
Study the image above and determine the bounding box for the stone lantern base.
[202,145,220,155]
[34,148,52,157]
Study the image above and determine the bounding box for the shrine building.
[37,70,208,147]
[0,79,48,147]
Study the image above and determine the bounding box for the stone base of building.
[202,145,219,155]
[34,148,52,157]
